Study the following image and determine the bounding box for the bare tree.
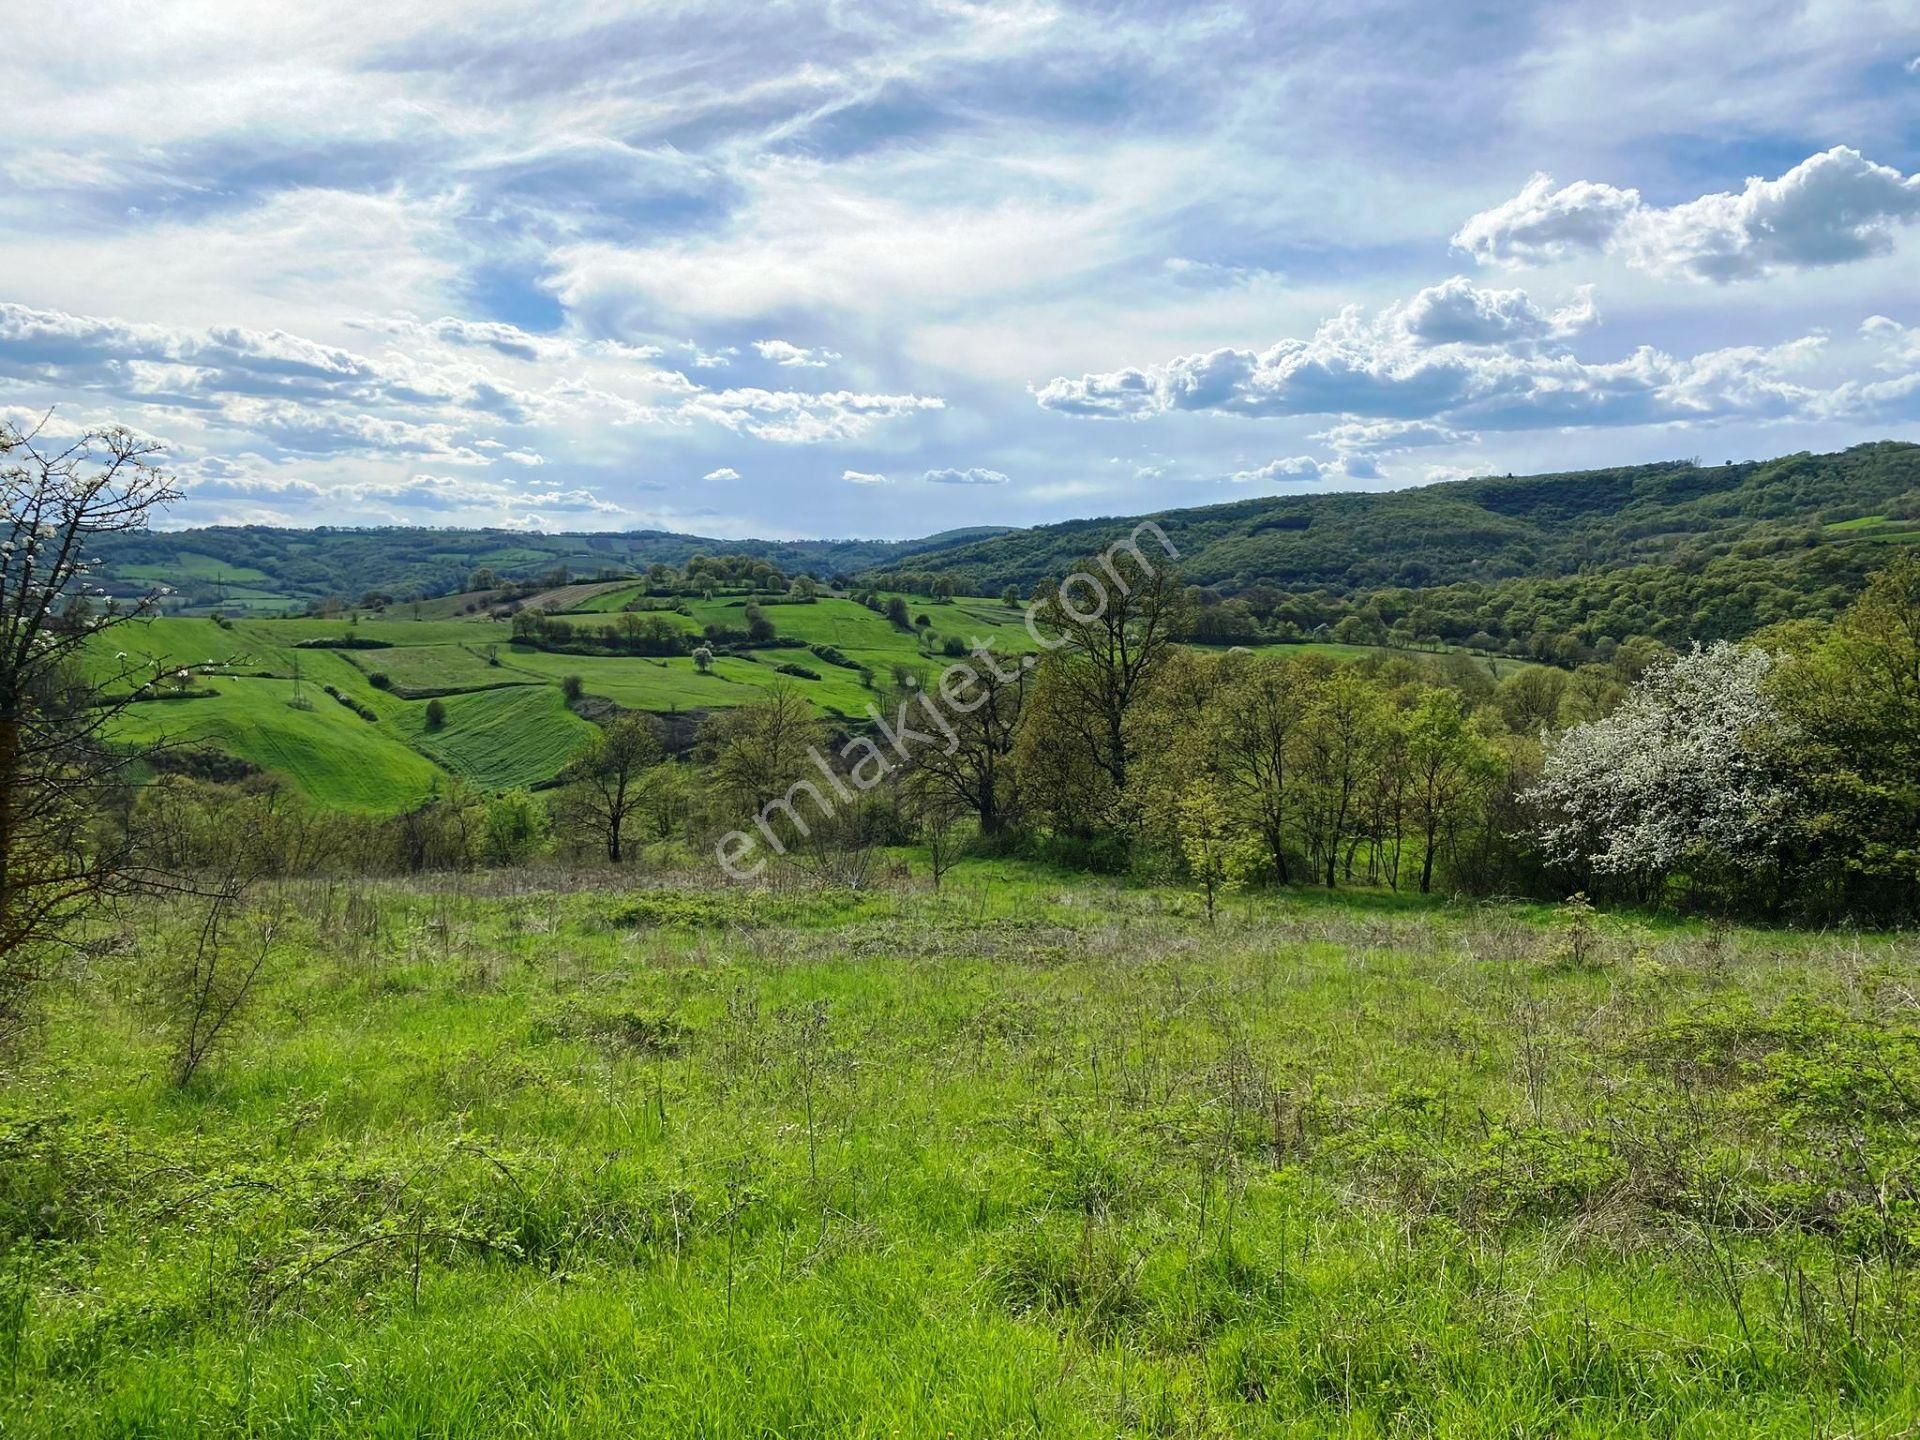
[1030,547,1190,795]
[905,645,1026,836]
[160,875,280,1087]
[905,774,971,891]
[561,713,662,863]
[1,418,178,1043]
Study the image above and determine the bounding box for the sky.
[1,0,1918,541]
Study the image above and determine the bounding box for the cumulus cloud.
[0,300,946,486]
[702,466,741,481]
[1394,277,1594,346]
[1314,419,1472,454]
[753,339,841,368]
[1451,175,1643,267]
[1456,147,1920,282]
[678,387,945,443]
[923,466,1009,485]
[1033,276,1913,435]
[1230,456,1323,483]
[1863,315,1920,366]
[841,468,889,484]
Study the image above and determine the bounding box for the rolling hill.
[91,445,1919,628]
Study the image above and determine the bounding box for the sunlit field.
[4,862,1915,1437]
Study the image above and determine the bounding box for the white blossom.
[1530,642,1796,877]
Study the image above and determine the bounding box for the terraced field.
[99,593,1523,810]
[111,678,443,811]
[347,643,531,696]
[390,684,597,789]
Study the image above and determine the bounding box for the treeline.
[508,602,811,657]
[97,545,1920,924]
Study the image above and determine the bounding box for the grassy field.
[109,678,446,811]
[95,601,1542,812]
[2,865,1915,1435]
[390,684,598,791]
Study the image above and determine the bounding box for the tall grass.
[2,864,1915,1435]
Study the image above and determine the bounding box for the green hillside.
[89,524,1017,615]
[867,442,1920,594]
[92,593,1051,808]
[390,684,598,791]
[90,445,1920,657]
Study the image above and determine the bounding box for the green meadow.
[3,864,1916,1436]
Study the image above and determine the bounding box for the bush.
[562,674,584,703]
[807,643,861,669]
[368,672,392,690]
[774,662,821,680]
[425,698,448,730]
[321,684,379,722]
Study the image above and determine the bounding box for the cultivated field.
[3,865,1916,1436]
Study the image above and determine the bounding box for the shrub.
[562,674,585,703]
[368,672,392,690]
[424,698,448,730]
[774,662,821,680]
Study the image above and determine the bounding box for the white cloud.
[754,338,841,368]
[1456,148,1920,282]
[841,468,889,484]
[922,466,1009,485]
[1451,175,1643,267]
[1035,277,1916,434]
[1231,456,1324,483]
[1863,315,1920,366]
[702,466,741,481]
[678,387,945,443]
[1315,419,1471,453]
[1394,277,1594,346]
[179,467,625,524]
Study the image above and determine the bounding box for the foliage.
[1532,643,1798,904]
[0,419,178,1045]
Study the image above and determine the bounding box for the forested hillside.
[870,442,1920,595]
[97,445,1920,655]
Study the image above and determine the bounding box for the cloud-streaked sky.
[2,0,1917,537]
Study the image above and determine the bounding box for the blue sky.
[1,0,1917,538]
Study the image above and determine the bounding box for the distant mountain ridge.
[93,443,1920,619]
[860,442,1920,594]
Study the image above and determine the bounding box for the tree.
[1,419,178,1043]
[561,674,584,703]
[692,645,714,673]
[703,682,818,817]
[907,646,1027,836]
[1405,688,1499,894]
[1496,666,1568,734]
[424,697,448,730]
[1531,642,1796,904]
[1295,667,1387,888]
[1029,546,1191,796]
[1771,554,1920,916]
[562,714,662,863]
[1001,585,1022,609]
[1176,780,1261,924]
[1213,655,1312,883]
[905,776,970,891]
